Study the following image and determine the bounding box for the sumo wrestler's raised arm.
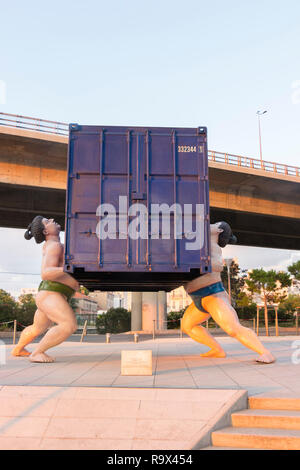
[41,243,79,290]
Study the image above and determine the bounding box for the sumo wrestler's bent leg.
[29,292,77,363]
[11,309,52,357]
[202,292,275,363]
[182,302,226,358]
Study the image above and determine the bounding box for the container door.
[147,128,209,272]
[65,127,129,270]
[100,128,149,270]
[65,126,150,271]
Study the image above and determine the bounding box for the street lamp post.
[263,282,269,337]
[272,303,279,337]
[256,110,267,164]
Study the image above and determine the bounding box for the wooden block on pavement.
[121,350,152,376]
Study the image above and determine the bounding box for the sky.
[1,0,300,298]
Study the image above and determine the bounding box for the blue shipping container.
[64,124,211,291]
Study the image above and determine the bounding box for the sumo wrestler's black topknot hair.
[24,215,46,244]
[218,221,237,248]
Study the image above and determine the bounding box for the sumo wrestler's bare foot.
[29,352,55,363]
[256,352,276,364]
[200,348,226,358]
[11,347,31,357]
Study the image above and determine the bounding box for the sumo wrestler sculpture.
[12,216,79,363]
[182,222,275,363]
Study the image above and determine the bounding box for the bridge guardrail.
[208,150,300,178]
[0,112,69,136]
[0,112,299,178]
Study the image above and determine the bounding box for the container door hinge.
[69,123,81,132]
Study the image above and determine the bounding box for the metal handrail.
[208,150,300,178]
[0,112,299,178]
[0,112,69,136]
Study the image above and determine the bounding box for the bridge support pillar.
[157,291,167,330]
[131,292,143,331]
[142,292,158,332]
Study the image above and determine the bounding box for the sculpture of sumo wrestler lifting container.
[12,124,275,363]
[64,124,275,363]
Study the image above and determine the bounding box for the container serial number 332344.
[177,145,198,153]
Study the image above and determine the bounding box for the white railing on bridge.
[0,112,68,136]
[0,112,299,178]
[208,150,300,178]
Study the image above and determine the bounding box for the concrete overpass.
[0,112,299,250]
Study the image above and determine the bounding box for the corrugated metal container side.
[64,124,211,291]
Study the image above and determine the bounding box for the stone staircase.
[203,397,300,450]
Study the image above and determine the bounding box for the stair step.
[249,397,300,411]
[212,427,300,450]
[232,409,300,430]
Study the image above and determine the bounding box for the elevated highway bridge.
[0,112,299,250]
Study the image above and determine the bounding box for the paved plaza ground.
[1,335,299,395]
[0,335,299,449]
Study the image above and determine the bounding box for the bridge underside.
[0,183,298,250]
[210,207,299,250]
[0,183,66,230]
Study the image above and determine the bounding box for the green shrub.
[235,303,257,320]
[15,294,37,329]
[96,307,131,334]
[167,309,185,329]
[0,289,18,328]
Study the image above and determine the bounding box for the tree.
[235,303,258,320]
[236,291,253,308]
[279,294,300,316]
[245,269,291,334]
[79,285,89,295]
[0,289,18,326]
[96,307,131,334]
[167,309,185,329]
[288,261,300,280]
[69,298,78,314]
[16,294,37,328]
[221,260,245,306]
